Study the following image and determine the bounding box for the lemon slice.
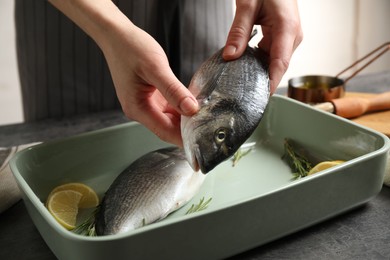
[47,183,99,208]
[47,190,83,230]
[308,160,345,175]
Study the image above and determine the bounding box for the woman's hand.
[102,25,199,147]
[48,0,198,147]
[223,0,303,93]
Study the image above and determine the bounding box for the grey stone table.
[0,71,389,259]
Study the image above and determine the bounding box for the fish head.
[181,46,269,174]
[181,97,252,174]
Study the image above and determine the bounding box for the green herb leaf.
[231,147,252,167]
[73,206,99,236]
[282,138,312,179]
[185,197,212,215]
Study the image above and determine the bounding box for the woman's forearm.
[47,0,134,50]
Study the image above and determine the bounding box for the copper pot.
[288,42,390,104]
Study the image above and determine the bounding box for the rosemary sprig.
[231,147,252,167]
[185,197,212,215]
[73,206,99,236]
[282,139,312,179]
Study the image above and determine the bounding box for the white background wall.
[284,0,390,83]
[0,0,389,126]
[0,0,23,126]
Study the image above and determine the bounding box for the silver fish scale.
[193,46,269,126]
[217,47,268,114]
[95,147,200,235]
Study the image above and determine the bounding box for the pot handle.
[336,42,390,84]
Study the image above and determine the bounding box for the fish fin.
[197,62,228,102]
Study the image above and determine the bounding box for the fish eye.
[215,128,227,143]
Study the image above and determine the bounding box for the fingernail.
[224,45,237,57]
[179,97,198,115]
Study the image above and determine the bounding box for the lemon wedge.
[47,182,99,208]
[47,190,83,230]
[308,160,345,175]
[46,183,99,230]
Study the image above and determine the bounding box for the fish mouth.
[193,147,204,173]
[195,147,213,174]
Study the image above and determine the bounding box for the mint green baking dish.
[10,95,390,260]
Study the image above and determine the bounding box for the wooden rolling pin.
[314,91,390,119]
